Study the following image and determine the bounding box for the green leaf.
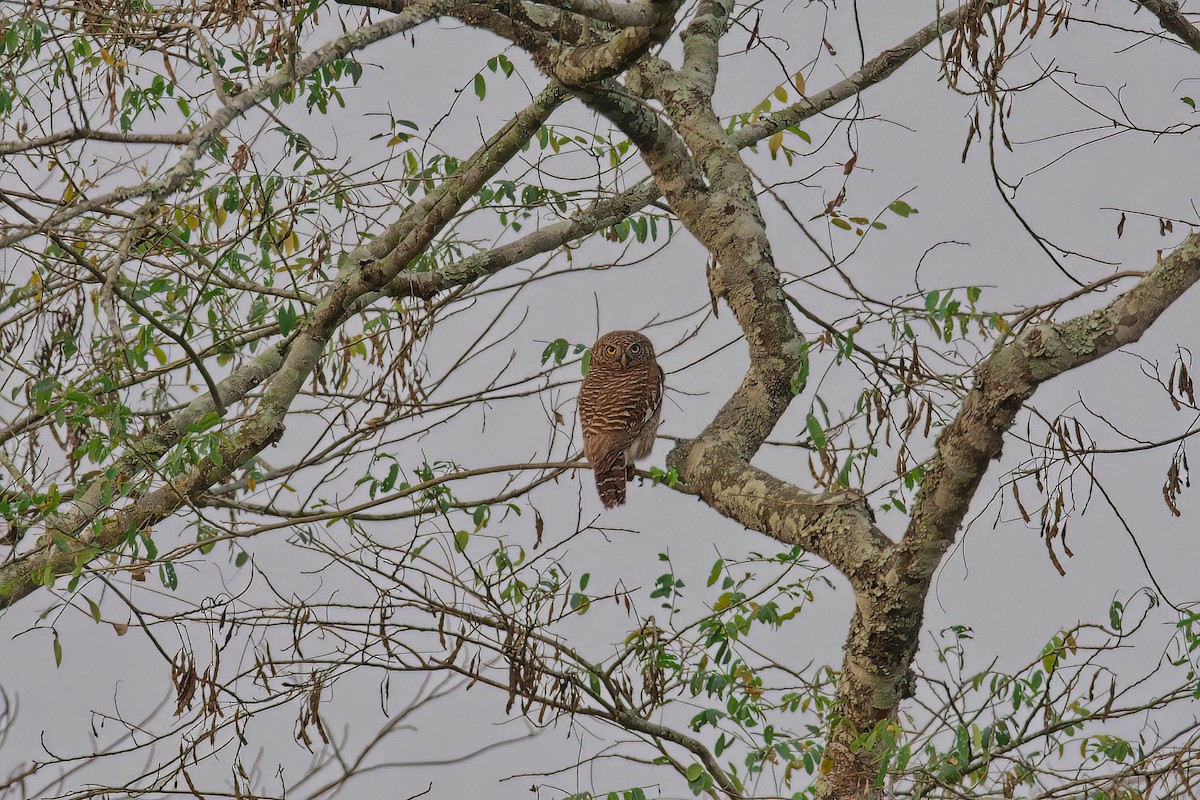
[1184,96,1196,110]
[648,465,679,487]
[160,561,178,590]
[235,551,250,568]
[31,377,55,411]
[925,290,940,315]
[197,528,216,555]
[686,764,705,782]
[278,303,298,336]
[454,530,470,552]
[790,343,810,395]
[472,504,490,530]
[86,597,102,622]
[53,634,63,667]
[382,462,400,492]
[805,414,826,449]
[837,456,853,487]
[569,593,591,614]
[707,559,723,587]
[473,73,486,100]
[541,338,570,366]
[955,725,971,764]
[889,200,918,217]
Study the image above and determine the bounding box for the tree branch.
[525,0,671,27]
[0,128,192,157]
[820,234,1200,799]
[0,3,442,249]
[729,0,1007,147]
[382,0,1010,315]
[1134,0,1200,54]
[0,84,567,610]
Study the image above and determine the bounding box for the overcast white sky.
[2,1,1200,797]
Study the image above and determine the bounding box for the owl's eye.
[628,343,642,354]
[605,344,618,356]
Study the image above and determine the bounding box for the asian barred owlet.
[578,331,665,508]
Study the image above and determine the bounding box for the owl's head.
[589,331,656,370]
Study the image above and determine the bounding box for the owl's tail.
[594,454,628,508]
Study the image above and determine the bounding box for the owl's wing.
[624,363,662,430]
[586,431,630,475]
[648,364,665,426]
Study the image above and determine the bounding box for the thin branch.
[0,128,192,156]
[1134,0,1200,54]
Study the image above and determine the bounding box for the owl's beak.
[619,352,630,368]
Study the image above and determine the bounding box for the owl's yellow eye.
[605,344,618,356]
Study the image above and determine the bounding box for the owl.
[578,331,665,508]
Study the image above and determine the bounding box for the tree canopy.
[2,1,1200,798]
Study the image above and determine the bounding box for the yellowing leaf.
[773,85,788,103]
[768,130,783,159]
[792,70,806,95]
